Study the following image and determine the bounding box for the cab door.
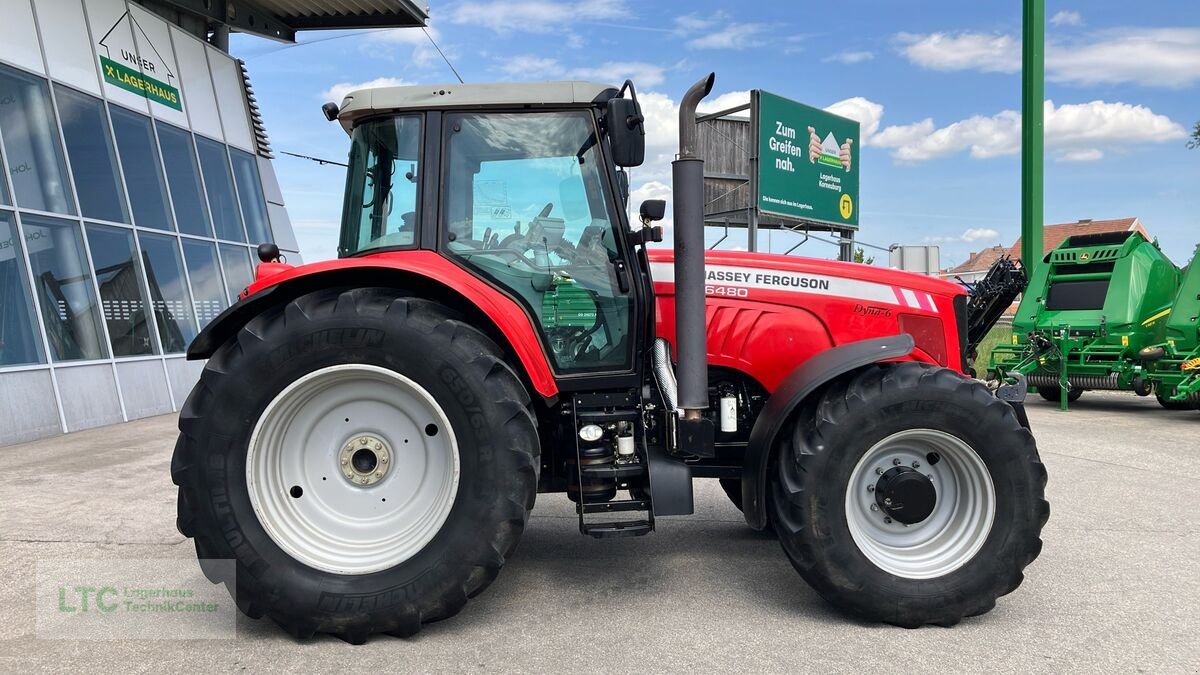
[439,109,642,385]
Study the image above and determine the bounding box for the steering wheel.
[498,202,554,251]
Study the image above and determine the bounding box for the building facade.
[0,0,302,445]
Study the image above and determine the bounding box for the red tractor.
[173,74,1047,642]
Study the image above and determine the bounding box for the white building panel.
[33,0,101,95]
[207,46,254,151]
[84,0,150,113]
[169,26,223,139]
[128,5,189,128]
[0,0,46,75]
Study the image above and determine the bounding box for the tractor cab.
[332,81,654,380]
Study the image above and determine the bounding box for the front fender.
[740,334,916,530]
[186,251,560,399]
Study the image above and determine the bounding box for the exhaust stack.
[672,73,715,423]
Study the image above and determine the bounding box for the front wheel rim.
[845,429,995,580]
[246,364,460,575]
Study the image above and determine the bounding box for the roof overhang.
[157,0,429,43]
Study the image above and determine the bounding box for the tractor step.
[581,520,654,538]
[580,498,650,514]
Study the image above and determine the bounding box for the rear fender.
[186,252,559,399]
[739,334,916,530]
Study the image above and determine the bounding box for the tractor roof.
[335,81,619,132]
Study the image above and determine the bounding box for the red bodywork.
[246,249,966,399]
[649,250,966,391]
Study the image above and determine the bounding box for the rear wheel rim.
[845,429,995,580]
[247,364,460,575]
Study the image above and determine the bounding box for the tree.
[853,247,875,265]
[1189,120,1200,150]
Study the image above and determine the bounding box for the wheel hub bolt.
[870,504,879,512]
[875,467,883,475]
[884,517,893,524]
[867,485,874,492]
[912,461,920,468]
[892,458,901,466]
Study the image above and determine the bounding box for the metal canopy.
[155,0,429,43]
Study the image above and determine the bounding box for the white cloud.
[1056,148,1104,162]
[962,227,1001,242]
[822,50,875,65]
[896,27,1200,88]
[687,23,765,50]
[697,90,751,115]
[1050,10,1083,27]
[925,227,1002,244]
[362,26,444,68]
[320,77,410,102]
[569,62,667,87]
[871,99,1187,162]
[1048,28,1200,88]
[896,31,1020,73]
[824,97,885,144]
[497,57,666,87]
[450,0,628,33]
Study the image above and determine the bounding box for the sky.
[230,1,1200,268]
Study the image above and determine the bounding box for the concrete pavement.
[0,392,1197,673]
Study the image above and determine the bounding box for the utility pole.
[1020,0,1044,277]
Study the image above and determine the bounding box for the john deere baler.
[991,231,1181,408]
[1140,244,1200,409]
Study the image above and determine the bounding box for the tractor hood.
[647,249,965,308]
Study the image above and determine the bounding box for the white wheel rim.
[246,364,460,575]
[845,429,995,580]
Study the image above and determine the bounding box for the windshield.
[441,111,633,373]
[339,115,422,256]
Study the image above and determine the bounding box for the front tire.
[171,289,538,643]
[1156,390,1198,411]
[769,363,1048,627]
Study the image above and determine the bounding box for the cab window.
[339,115,421,256]
[442,111,632,373]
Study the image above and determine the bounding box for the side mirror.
[607,97,645,167]
[639,199,666,223]
[322,102,340,122]
[257,242,281,263]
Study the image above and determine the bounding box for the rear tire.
[171,289,538,643]
[769,363,1048,627]
[1037,385,1082,402]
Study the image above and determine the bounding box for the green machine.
[990,231,1182,409]
[1141,244,1200,409]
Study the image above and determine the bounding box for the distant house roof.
[945,218,1147,276]
[1009,217,1144,261]
[945,245,1009,276]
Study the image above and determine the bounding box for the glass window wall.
[195,137,244,242]
[86,224,155,357]
[138,232,198,353]
[23,214,107,361]
[230,149,271,244]
[181,238,228,325]
[0,65,75,215]
[0,211,44,366]
[157,124,212,237]
[55,85,128,224]
[218,243,253,302]
[110,107,173,231]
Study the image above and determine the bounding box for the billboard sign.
[756,90,859,229]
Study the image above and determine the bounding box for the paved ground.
[0,391,1197,673]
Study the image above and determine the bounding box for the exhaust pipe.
[672,72,715,422]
